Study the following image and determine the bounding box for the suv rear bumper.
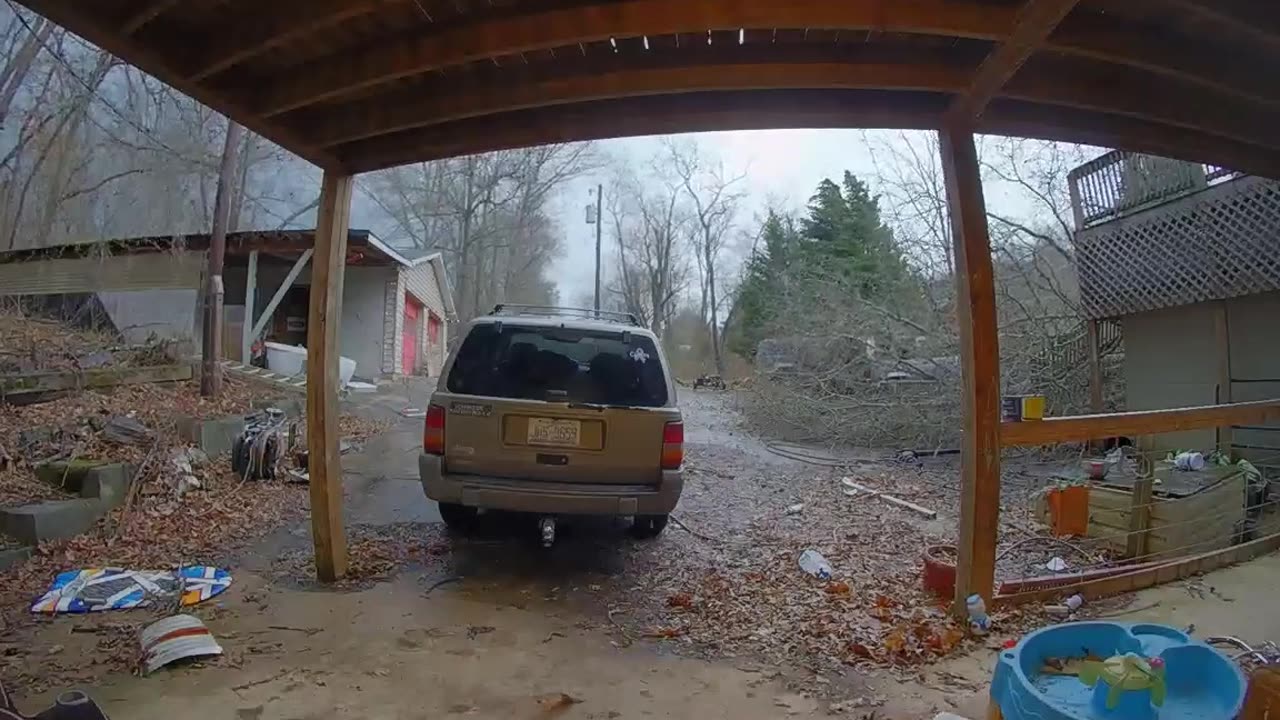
[419,454,682,515]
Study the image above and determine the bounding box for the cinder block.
[0,498,103,545]
[81,463,131,508]
[0,546,32,571]
[34,460,108,493]
[176,414,246,457]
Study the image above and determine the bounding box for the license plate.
[527,418,581,447]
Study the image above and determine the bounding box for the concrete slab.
[0,498,103,545]
[176,415,246,457]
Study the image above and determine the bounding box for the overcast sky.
[546,128,1075,306]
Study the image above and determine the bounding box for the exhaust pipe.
[538,517,556,548]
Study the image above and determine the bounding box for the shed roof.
[0,229,416,266]
[14,0,1280,177]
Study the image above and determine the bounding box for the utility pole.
[201,118,244,397]
[592,183,603,314]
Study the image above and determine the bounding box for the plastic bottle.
[966,593,991,635]
[798,549,832,580]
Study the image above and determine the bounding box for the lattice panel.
[1073,176,1280,319]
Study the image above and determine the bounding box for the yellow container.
[1002,394,1045,421]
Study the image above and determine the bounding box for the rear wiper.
[568,402,635,411]
[568,402,606,411]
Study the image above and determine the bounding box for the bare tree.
[665,138,744,374]
[606,154,689,338]
[360,143,596,319]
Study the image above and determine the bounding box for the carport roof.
[13,0,1280,177]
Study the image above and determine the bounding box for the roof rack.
[489,304,643,327]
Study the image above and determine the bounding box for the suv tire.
[630,514,668,539]
[438,502,478,532]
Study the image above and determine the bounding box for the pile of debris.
[608,449,1065,678]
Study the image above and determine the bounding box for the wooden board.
[995,530,1280,605]
[1,364,193,401]
[1001,398,1280,446]
[1082,471,1246,558]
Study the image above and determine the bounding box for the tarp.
[30,566,231,614]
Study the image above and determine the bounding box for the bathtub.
[263,342,356,387]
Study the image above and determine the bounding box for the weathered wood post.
[940,123,1001,614]
[306,170,353,582]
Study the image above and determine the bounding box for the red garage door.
[402,296,421,373]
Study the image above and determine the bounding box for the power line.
[3,1,188,159]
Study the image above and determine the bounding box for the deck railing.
[1067,150,1238,229]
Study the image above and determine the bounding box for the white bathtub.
[264,342,356,387]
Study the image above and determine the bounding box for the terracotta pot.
[922,544,958,599]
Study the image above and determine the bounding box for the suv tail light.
[424,404,446,455]
[661,420,684,470]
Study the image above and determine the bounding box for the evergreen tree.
[726,171,919,358]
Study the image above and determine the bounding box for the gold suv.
[419,305,683,539]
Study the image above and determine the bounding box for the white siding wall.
[338,266,395,380]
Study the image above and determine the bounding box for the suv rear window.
[446,323,668,407]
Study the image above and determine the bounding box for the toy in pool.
[989,622,1246,720]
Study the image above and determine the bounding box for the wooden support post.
[1213,301,1233,457]
[1086,319,1104,453]
[250,249,313,341]
[940,123,1002,615]
[306,171,353,583]
[1087,319,1104,414]
[241,249,258,363]
[1126,475,1153,559]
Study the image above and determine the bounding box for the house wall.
[1123,290,1280,458]
[1224,291,1280,467]
[339,266,396,380]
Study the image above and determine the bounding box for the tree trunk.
[201,119,245,397]
[706,238,724,375]
[229,130,257,232]
[0,18,51,127]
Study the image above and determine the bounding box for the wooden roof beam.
[303,49,979,147]
[121,0,181,35]
[187,0,403,82]
[1003,56,1280,152]
[247,0,1278,119]
[332,90,1280,177]
[1147,0,1280,54]
[1051,13,1280,109]
[249,0,1020,117]
[949,0,1080,119]
[303,48,1280,155]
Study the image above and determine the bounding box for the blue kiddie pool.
[990,622,1246,720]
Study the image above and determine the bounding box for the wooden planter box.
[1087,467,1246,559]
